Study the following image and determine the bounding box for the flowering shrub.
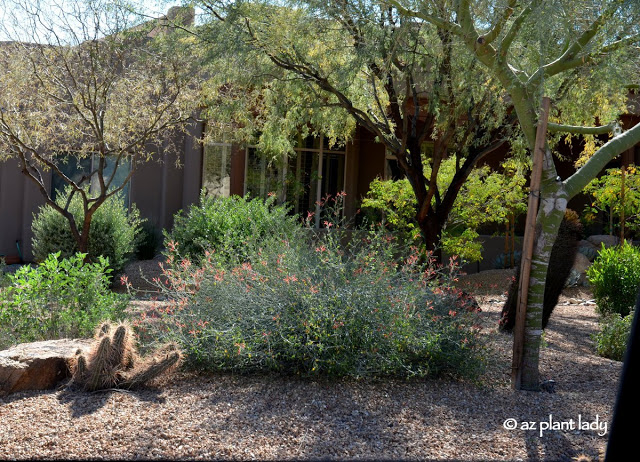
[0,253,129,349]
[137,203,485,379]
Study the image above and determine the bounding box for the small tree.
[362,158,528,264]
[385,0,640,389]
[0,0,199,254]
[584,165,640,238]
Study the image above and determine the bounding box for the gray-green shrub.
[164,193,302,263]
[139,214,486,380]
[593,312,634,361]
[31,186,142,273]
[587,242,640,317]
[0,252,129,349]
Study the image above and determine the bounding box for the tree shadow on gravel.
[524,430,578,462]
[56,383,166,418]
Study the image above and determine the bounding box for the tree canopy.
[0,0,200,253]
[192,0,517,259]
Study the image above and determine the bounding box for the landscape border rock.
[586,234,620,249]
[0,338,92,396]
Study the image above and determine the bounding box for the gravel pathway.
[0,270,620,461]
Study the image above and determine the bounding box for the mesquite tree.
[0,0,198,254]
[190,0,515,261]
[386,0,640,389]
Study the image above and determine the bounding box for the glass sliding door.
[202,142,232,198]
[243,134,346,227]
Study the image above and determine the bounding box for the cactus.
[499,209,583,331]
[71,320,181,391]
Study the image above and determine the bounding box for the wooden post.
[620,164,625,242]
[512,96,550,390]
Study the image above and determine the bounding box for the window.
[245,147,285,200]
[51,154,131,205]
[385,151,404,180]
[202,142,232,198]
[245,134,346,227]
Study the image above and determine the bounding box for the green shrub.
[164,193,302,263]
[587,242,640,317]
[139,215,486,380]
[593,312,634,361]
[0,252,129,349]
[360,159,528,264]
[31,187,142,273]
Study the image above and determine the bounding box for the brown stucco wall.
[354,126,386,206]
[0,157,48,261]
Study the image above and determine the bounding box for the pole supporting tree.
[512,96,549,390]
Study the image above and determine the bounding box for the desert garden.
[1,192,637,461]
[2,0,640,460]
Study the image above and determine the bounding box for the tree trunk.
[418,211,445,263]
[520,184,566,390]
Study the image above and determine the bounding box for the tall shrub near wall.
[31,187,142,273]
[164,193,301,263]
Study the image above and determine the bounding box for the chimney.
[166,6,195,27]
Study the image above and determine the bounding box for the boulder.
[577,239,597,250]
[587,235,620,249]
[573,252,592,274]
[0,339,92,396]
[571,252,592,286]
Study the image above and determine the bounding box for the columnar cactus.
[71,320,181,391]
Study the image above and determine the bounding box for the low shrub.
[164,193,302,263]
[587,242,640,317]
[593,312,634,361]
[31,187,142,273]
[0,252,129,348]
[138,220,486,380]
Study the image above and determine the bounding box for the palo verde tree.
[0,0,199,255]
[187,0,515,261]
[386,0,640,389]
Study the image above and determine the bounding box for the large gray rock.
[577,239,597,250]
[587,235,620,249]
[565,252,594,288]
[0,339,92,396]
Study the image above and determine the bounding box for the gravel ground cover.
[0,267,620,461]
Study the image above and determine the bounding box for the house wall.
[353,126,386,204]
[0,120,204,263]
[129,120,204,239]
[0,157,47,262]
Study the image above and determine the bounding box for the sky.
[0,0,183,43]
